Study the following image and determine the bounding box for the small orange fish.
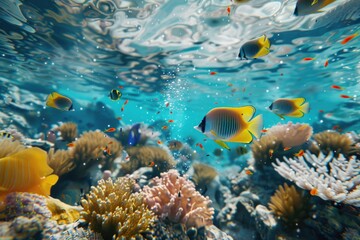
[341,33,358,45]
[210,71,217,75]
[340,94,353,99]
[124,100,129,105]
[67,142,75,147]
[310,188,318,196]
[165,102,170,107]
[102,146,112,156]
[284,147,292,151]
[319,110,324,113]
[294,149,305,157]
[157,140,162,144]
[269,149,274,158]
[121,107,124,112]
[118,86,124,89]
[261,129,268,133]
[104,128,116,133]
[162,126,168,130]
[227,6,231,16]
[331,85,344,90]
[168,120,174,123]
[149,161,155,167]
[196,143,204,149]
[303,57,315,61]
[324,59,329,67]
[245,169,253,175]
[116,117,122,120]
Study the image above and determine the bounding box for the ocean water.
[0,0,359,239]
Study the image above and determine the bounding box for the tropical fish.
[341,33,358,44]
[168,120,174,123]
[294,0,336,16]
[324,59,329,67]
[194,105,263,150]
[238,35,271,60]
[269,149,274,158]
[269,98,309,119]
[167,140,183,151]
[227,6,231,16]
[196,143,204,150]
[162,126,168,130]
[104,128,116,133]
[294,149,305,157]
[165,102,170,107]
[0,147,59,201]
[310,188,318,196]
[245,169,253,175]
[210,71,217,75]
[109,89,122,101]
[46,92,73,111]
[331,85,344,90]
[128,123,141,146]
[67,142,75,147]
[157,140,162,145]
[124,100,129,105]
[340,94,354,99]
[303,57,315,61]
[148,161,155,167]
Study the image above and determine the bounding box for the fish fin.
[22,148,54,177]
[46,92,58,109]
[253,46,270,58]
[214,140,230,151]
[321,0,336,7]
[234,105,255,122]
[291,98,306,107]
[40,175,58,196]
[259,35,271,49]
[275,113,285,120]
[247,114,263,139]
[228,130,253,143]
[210,130,218,137]
[299,102,309,114]
[287,110,304,118]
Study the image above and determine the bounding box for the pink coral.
[143,169,214,229]
[266,122,313,148]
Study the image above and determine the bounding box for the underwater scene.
[0,0,359,239]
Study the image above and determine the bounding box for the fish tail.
[40,174,59,196]
[299,102,309,114]
[247,114,263,139]
[321,0,336,7]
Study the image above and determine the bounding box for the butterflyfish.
[269,98,309,119]
[294,0,336,16]
[109,89,122,101]
[194,106,263,150]
[0,147,59,201]
[238,35,271,60]
[46,92,73,111]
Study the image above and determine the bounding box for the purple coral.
[143,169,214,229]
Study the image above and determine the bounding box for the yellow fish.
[269,98,309,119]
[0,147,58,201]
[194,106,263,150]
[238,35,271,60]
[46,92,73,111]
[294,0,336,16]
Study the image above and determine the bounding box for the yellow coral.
[71,131,122,176]
[311,131,354,157]
[57,122,78,142]
[269,183,310,226]
[47,149,75,176]
[46,197,82,225]
[191,163,218,191]
[120,146,175,176]
[0,139,26,158]
[81,177,156,240]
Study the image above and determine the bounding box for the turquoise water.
[0,0,360,239]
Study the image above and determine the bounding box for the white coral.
[272,151,360,207]
[266,122,312,147]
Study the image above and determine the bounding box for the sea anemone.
[56,122,78,142]
[251,135,284,169]
[47,149,75,177]
[0,139,26,158]
[268,183,310,226]
[80,177,155,240]
[120,146,175,176]
[310,131,354,157]
[143,169,214,229]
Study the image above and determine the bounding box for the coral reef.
[310,131,355,157]
[273,151,360,207]
[268,183,310,226]
[80,177,156,240]
[190,163,218,192]
[57,122,78,142]
[46,197,82,225]
[120,146,175,176]
[47,148,75,176]
[266,122,313,148]
[0,139,26,158]
[70,131,122,178]
[143,169,214,229]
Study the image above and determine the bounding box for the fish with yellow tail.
[46,92,73,111]
[238,35,271,60]
[194,106,263,150]
[294,0,336,16]
[0,147,58,201]
[269,98,309,119]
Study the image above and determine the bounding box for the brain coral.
[143,169,214,229]
[80,177,155,240]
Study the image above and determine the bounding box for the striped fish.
[194,106,263,150]
[0,147,58,201]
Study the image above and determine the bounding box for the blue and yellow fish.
[269,98,309,119]
[109,89,122,101]
[238,35,271,60]
[294,0,336,16]
[46,92,73,111]
[194,106,263,150]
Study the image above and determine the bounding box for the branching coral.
[47,149,75,177]
[191,163,218,192]
[57,122,78,142]
[120,146,175,176]
[268,183,310,226]
[143,169,214,229]
[80,177,155,240]
[0,139,26,158]
[266,122,312,148]
[273,151,360,207]
[310,131,355,157]
[70,131,122,177]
